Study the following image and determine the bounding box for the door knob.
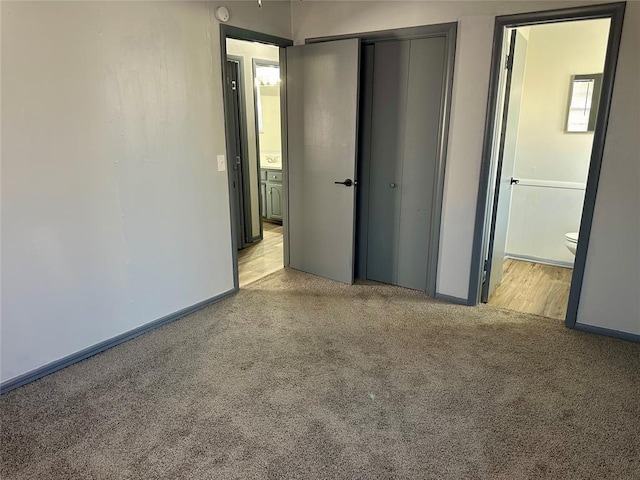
[389,183,396,188]
[334,179,354,187]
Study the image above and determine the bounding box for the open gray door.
[483,30,528,302]
[287,39,360,284]
[225,59,247,251]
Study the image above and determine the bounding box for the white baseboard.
[505,253,574,269]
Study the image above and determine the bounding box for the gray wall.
[0,0,292,383]
[576,3,640,335]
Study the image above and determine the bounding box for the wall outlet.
[217,154,226,172]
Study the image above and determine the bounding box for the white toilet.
[564,232,579,256]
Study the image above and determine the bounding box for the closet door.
[365,36,447,291]
[396,37,446,290]
[366,40,410,286]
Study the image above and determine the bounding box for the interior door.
[483,30,528,301]
[287,39,360,284]
[366,40,409,286]
[365,37,446,292]
[225,60,246,250]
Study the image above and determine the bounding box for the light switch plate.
[217,155,226,172]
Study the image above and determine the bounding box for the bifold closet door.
[366,40,410,286]
[366,37,446,291]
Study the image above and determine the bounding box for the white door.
[484,29,528,301]
[286,39,360,284]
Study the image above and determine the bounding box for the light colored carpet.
[1,268,639,479]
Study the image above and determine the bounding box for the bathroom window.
[566,73,603,133]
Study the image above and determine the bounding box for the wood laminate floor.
[238,221,283,287]
[488,258,573,321]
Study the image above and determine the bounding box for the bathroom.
[485,18,610,320]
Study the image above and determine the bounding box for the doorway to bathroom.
[222,29,292,288]
[475,4,625,322]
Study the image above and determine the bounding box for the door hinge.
[231,80,237,91]
[505,54,513,71]
[484,259,488,272]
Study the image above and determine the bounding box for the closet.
[356,36,448,293]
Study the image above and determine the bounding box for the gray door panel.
[397,37,446,290]
[270,184,283,219]
[366,40,410,285]
[363,37,446,291]
[225,60,246,251]
[287,39,360,284]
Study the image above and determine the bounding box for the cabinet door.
[260,183,267,218]
[269,183,283,220]
[265,183,273,219]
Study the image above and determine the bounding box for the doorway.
[221,27,292,289]
[471,3,626,324]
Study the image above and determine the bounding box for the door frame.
[480,29,524,303]
[307,22,457,296]
[220,25,293,290]
[468,3,626,328]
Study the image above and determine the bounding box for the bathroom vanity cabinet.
[261,168,283,223]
